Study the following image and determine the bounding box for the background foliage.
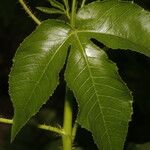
[0,0,150,149]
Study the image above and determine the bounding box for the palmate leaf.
[9,0,150,149]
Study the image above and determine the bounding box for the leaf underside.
[9,1,150,150]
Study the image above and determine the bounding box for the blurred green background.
[0,0,150,149]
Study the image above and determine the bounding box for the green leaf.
[37,7,64,15]
[68,1,149,149]
[76,0,150,57]
[9,19,71,141]
[67,1,150,149]
[48,0,65,11]
[9,0,150,149]
[65,37,132,150]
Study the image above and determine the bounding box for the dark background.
[0,0,150,149]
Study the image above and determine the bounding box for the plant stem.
[63,0,70,19]
[0,118,65,135]
[37,124,65,135]
[62,88,73,150]
[63,0,69,10]
[72,122,78,142]
[18,0,41,25]
[65,11,71,20]
[71,0,77,27]
[0,118,13,124]
[81,0,86,8]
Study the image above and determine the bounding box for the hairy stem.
[0,118,65,135]
[71,0,77,27]
[18,0,41,25]
[62,88,73,150]
[38,124,65,135]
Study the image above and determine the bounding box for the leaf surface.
[9,20,71,140]
[66,1,150,149]
[76,0,150,56]
[65,34,132,150]
[9,1,150,149]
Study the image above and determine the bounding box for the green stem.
[0,118,13,124]
[81,0,86,8]
[65,11,71,20]
[63,0,70,20]
[63,0,69,10]
[62,88,73,150]
[19,0,41,25]
[38,124,65,135]
[0,118,64,135]
[71,0,77,27]
[72,122,78,142]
